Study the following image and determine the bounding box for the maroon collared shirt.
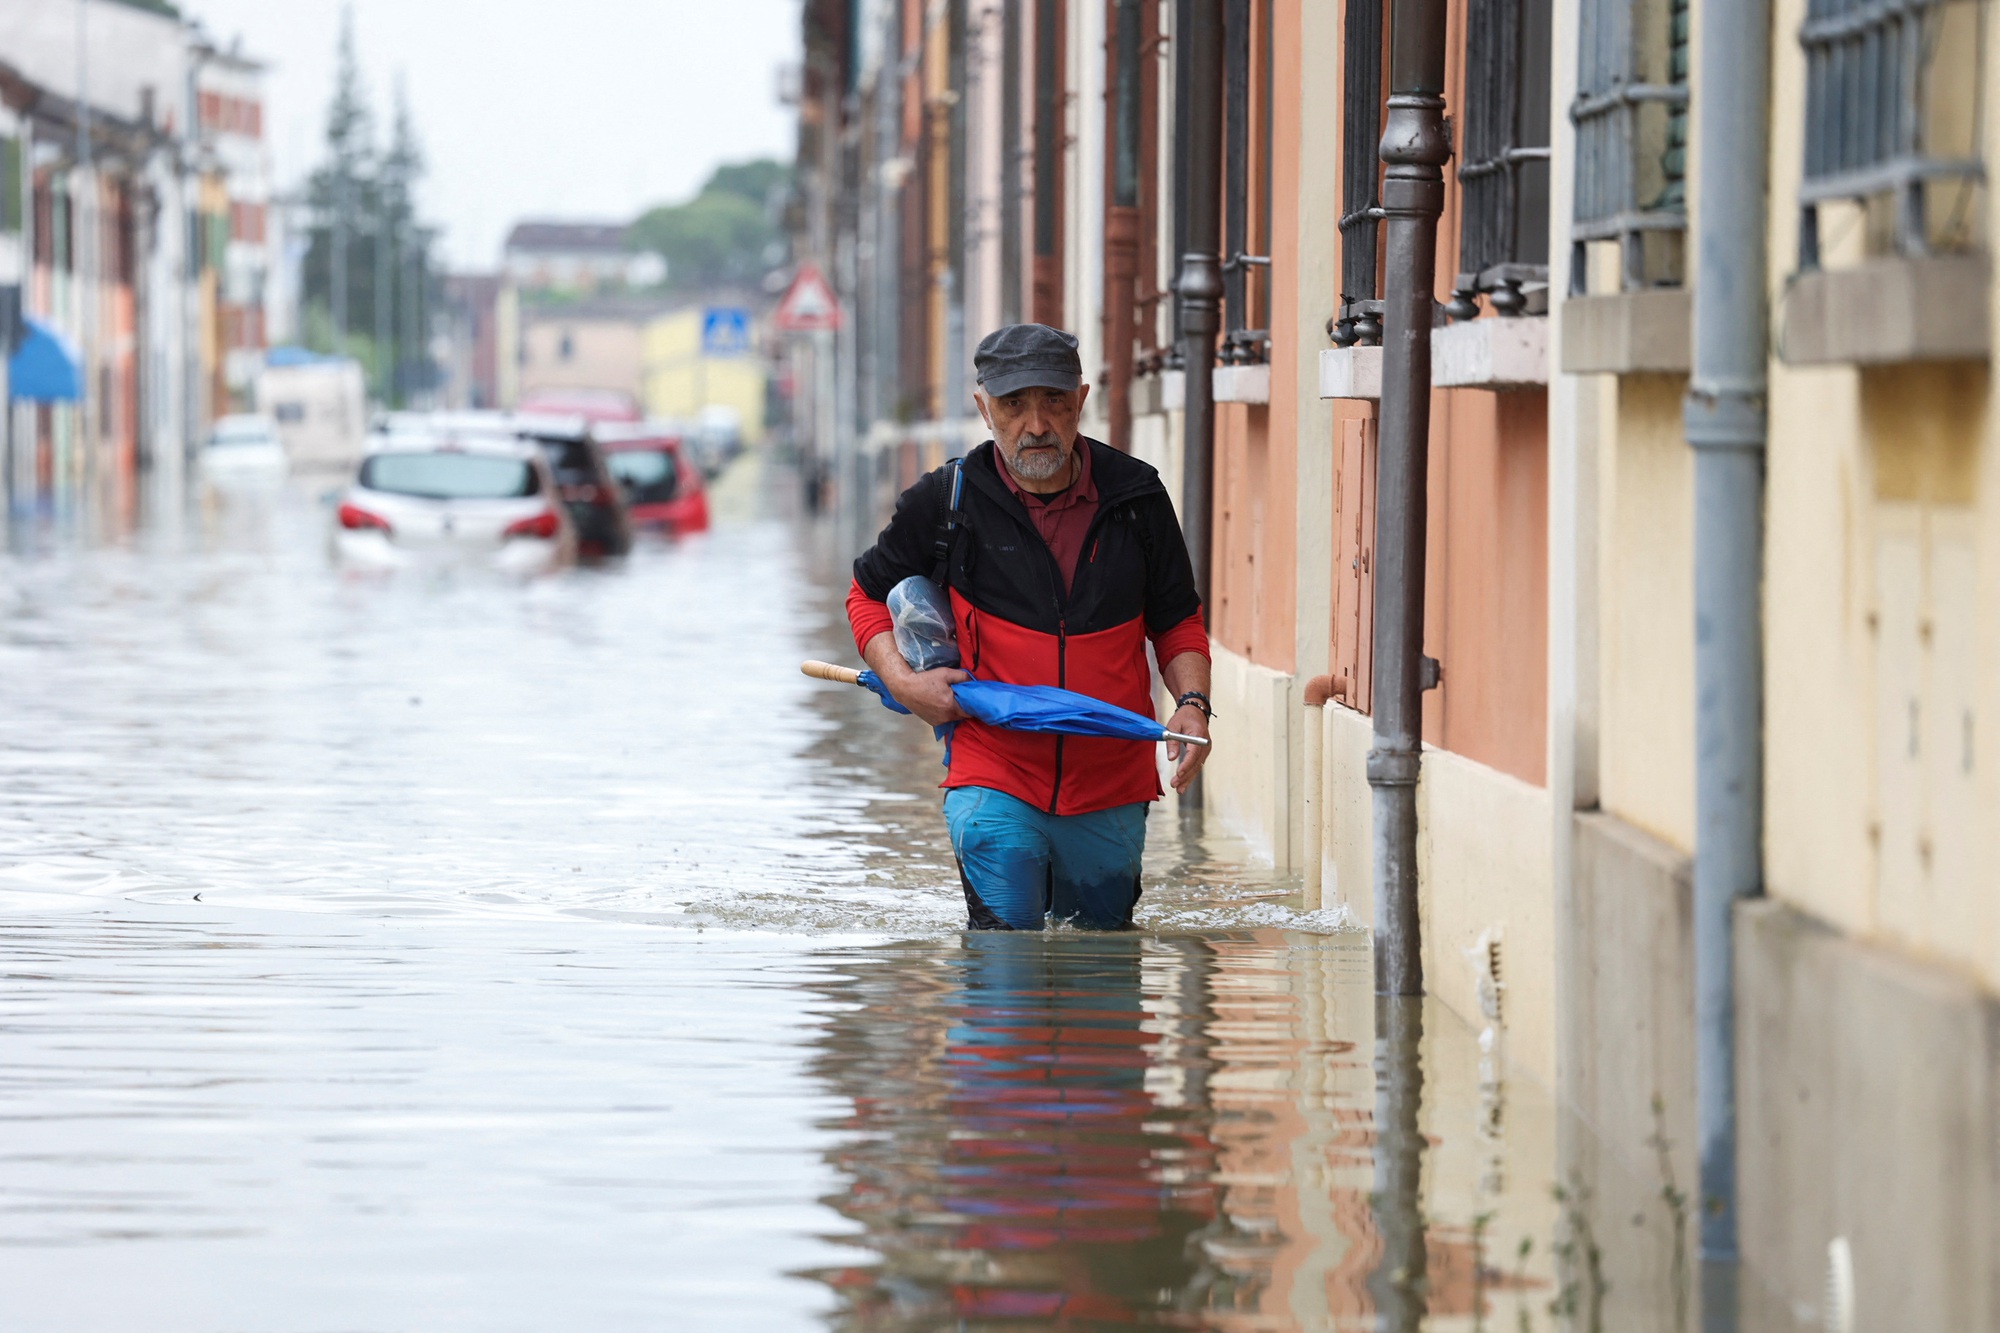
[994,439,1098,594]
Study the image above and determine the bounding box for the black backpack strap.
[929,458,966,585]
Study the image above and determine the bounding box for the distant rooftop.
[505,221,630,255]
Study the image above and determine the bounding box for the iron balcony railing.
[1449,0,1554,319]
[1569,0,1688,293]
[1332,0,1384,346]
[1797,0,1984,267]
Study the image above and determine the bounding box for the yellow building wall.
[1312,700,1557,1086]
[1596,373,1696,852]
[1766,360,1999,986]
[1206,644,1303,872]
[642,308,767,443]
[1761,0,2000,989]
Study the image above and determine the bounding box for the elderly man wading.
[846,324,1214,931]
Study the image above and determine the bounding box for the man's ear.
[974,392,994,430]
[1074,383,1091,413]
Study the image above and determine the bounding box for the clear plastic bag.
[887,575,960,671]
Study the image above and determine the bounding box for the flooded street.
[0,467,1566,1331]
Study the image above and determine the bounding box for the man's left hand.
[1165,705,1211,794]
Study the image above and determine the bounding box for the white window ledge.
[1318,316,1549,401]
[1137,365,1270,413]
[1212,363,1270,404]
[1318,346,1383,400]
[1432,314,1548,388]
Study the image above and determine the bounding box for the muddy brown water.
[0,468,1583,1330]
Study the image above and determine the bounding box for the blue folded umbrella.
[854,670,1207,747]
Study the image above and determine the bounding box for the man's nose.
[1022,404,1053,436]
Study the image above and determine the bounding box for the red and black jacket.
[849,438,1209,815]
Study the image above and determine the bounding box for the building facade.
[640,304,767,444]
[503,221,662,296]
[796,0,2000,1322]
[0,1,269,535]
[190,36,270,415]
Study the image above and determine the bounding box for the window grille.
[1220,0,1271,365]
[1448,0,1554,318]
[1797,0,1984,267]
[1568,0,1688,293]
[1332,0,1385,346]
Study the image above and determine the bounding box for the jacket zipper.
[1049,615,1066,814]
[984,463,1138,816]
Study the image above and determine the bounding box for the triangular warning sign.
[773,263,841,332]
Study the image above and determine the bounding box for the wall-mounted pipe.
[1104,0,1144,452]
[1684,0,1770,1325]
[1173,0,1223,812]
[1302,675,1335,910]
[1366,0,1449,997]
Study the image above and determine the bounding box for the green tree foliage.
[299,8,438,405]
[628,158,789,293]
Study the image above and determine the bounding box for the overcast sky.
[180,0,801,269]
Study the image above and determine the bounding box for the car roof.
[376,409,594,442]
[593,419,687,446]
[363,428,542,460]
[515,388,642,421]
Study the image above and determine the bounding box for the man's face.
[978,384,1091,483]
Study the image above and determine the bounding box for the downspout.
[944,0,967,437]
[1366,0,1449,997]
[1173,0,1223,811]
[999,0,1023,325]
[1104,0,1142,452]
[1684,0,1770,1325]
[1032,0,1067,326]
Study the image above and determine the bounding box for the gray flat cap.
[974,323,1082,398]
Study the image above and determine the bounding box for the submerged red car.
[599,431,710,535]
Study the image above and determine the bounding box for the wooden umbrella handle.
[801,660,864,686]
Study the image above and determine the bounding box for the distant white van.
[255,350,367,475]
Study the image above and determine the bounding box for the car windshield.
[360,452,540,500]
[606,448,679,504]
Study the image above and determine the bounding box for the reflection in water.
[804,934,1222,1326]
[803,934,1550,1331]
[1371,996,1427,1333]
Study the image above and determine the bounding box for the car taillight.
[503,510,561,540]
[337,502,391,532]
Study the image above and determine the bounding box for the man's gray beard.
[1006,431,1070,481]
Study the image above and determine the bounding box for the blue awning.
[265,345,339,368]
[9,318,82,403]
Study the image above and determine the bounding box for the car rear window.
[532,437,598,483]
[606,448,679,504]
[360,452,540,500]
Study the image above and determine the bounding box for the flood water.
[1,462,1574,1331]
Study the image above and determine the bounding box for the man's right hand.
[861,631,969,727]
[885,665,970,727]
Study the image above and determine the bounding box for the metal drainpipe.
[1366,0,1449,997]
[1684,0,1770,1323]
[944,0,968,447]
[1105,0,1143,453]
[1174,0,1224,812]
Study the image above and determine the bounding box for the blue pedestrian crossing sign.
[702,306,753,356]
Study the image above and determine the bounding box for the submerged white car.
[199,413,288,483]
[332,431,576,574]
